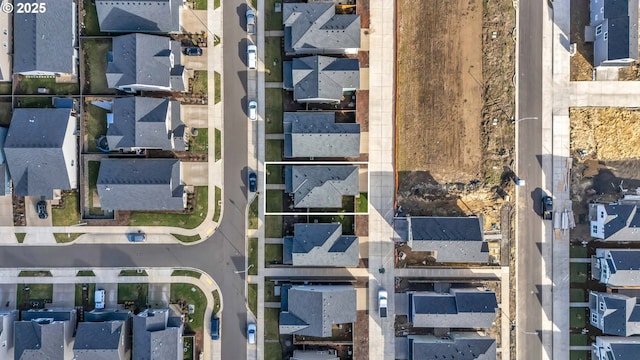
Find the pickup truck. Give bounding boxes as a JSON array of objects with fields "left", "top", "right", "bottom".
[
  {"left": 378, "top": 289, "right": 388, "bottom": 318},
  {"left": 246, "top": 9, "right": 256, "bottom": 34},
  {"left": 542, "top": 195, "right": 553, "bottom": 220}
]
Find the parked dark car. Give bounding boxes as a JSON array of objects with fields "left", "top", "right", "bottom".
[
  {"left": 248, "top": 172, "right": 257, "bottom": 193},
  {"left": 211, "top": 316, "right": 220, "bottom": 340},
  {"left": 36, "top": 201, "right": 47, "bottom": 219},
  {"left": 542, "top": 195, "right": 553, "bottom": 220},
  {"left": 184, "top": 47, "right": 203, "bottom": 56},
  {"left": 127, "top": 231, "right": 146, "bottom": 242}
]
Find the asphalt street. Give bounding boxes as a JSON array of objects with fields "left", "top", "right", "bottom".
[
  {"left": 0, "top": 1, "right": 250, "bottom": 359},
  {"left": 516, "top": 0, "right": 545, "bottom": 358}
]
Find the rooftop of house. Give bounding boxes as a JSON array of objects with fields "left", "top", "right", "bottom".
[
  {"left": 409, "top": 288, "right": 498, "bottom": 328},
  {"left": 73, "top": 321, "right": 127, "bottom": 358},
  {"left": 284, "top": 112, "right": 360, "bottom": 158},
  {"left": 284, "top": 165, "right": 359, "bottom": 208},
  {"left": 284, "top": 56, "right": 360, "bottom": 103},
  {"left": 589, "top": 291, "right": 640, "bottom": 336},
  {"left": 592, "top": 249, "right": 640, "bottom": 286},
  {"left": 132, "top": 309, "right": 183, "bottom": 360},
  {"left": 96, "top": 0, "right": 181, "bottom": 33},
  {"left": 593, "top": 336, "right": 640, "bottom": 360},
  {"left": 14, "top": 319, "right": 67, "bottom": 360},
  {"left": 283, "top": 223, "right": 359, "bottom": 267},
  {"left": 589, "top": 203, "right": 640, "bottom": 240},
  {"left": 408, "top": 333, "right": 497, "bottom": 360}
]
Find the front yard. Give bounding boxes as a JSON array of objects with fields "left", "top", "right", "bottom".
[
  {"left": 265, "top": 244, "right": 283, "bottom": 266},
  {"left": 264, "top": 0, "right": 283, "bottom": 31},
  {"left": 264, "top": 37, "right": 283, "bottom": 82},
  {"left": 264, "top": 307, "right": 280, "bottom": 340},
  {"left": 52, "top": 191, "right": 81, "bottom": 226},
  {"left": 190, "top": 128, "right": 208, "bottom": 153},
  {"left": 170, "top": 283, "right": 207, "bottom": 332},
  {"left": 129, "top": 187, "right": 208, "bottom": 229},
  {"left": 265, "top": 215, "right": 283, "bottom": 238},
  {"left": 265, "top": 89, "right": 283, "bottom": 134}
]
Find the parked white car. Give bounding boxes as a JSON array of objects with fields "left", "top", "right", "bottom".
[
  {"left": 248, "top": 100, "right": 257, "bottom": 121},
  {"left": 247, "top": 323, "right": 256, "bottom": 344},
  {"left": 247, "top": 44, "right": 257, "bottom": 70}
]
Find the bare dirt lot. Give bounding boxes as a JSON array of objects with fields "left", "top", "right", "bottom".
[
  {"left": 396, "top": 0, "right": 515, "bottom": 228},
  {"left": 570, "top": 0, "right": 594, "bottom": 81}
]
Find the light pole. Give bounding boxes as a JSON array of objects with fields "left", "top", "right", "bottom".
[
  {"left": 514, "top": 116, "right": 539, "bottom": 123},
  {"left": 235, "top": 264, "right": 254, "bottom": 274}
]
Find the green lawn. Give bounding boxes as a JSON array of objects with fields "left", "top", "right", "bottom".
[
  {"left": 119, "top": 270, "right": 148, "bottom": 276},
  {"left": 248, "top": 197, "right": 259, "bottom": 229},
  {"left": 194, "top": 0, "right": 207, "bottom": 9},
  {"left": 77, "top": 270, "right": 96, "bottom": 277},
  {"left": 266, "top": 164, "right": 284, "bottom": 185},
  {"left": 54, "top": 233, "right": 83, "bottom": 243},
  {"left": 248, "top": 284, "right": 257, "bottom": 317},
  {"left": 173, "top": 234, "right": 202, "bottom": 243},
  {"left": 0, "top": 82, "right": 11, "bottom": 95},
  {"left": 248, "top": 238, "right": 258, "bottom": 275},
  {"left": 264, "top": 342, "right": 282, "bottom": 360},
  {"left": 264, "top": 0, "right": 284, "bottom": 31},
  {"left": 212, "top": 290, "right": 221, "bottom": 316},
  {"left": 184, "top": 336, "right": 194, "bottom": 360},
  {"left": 213, "top": 0, "right": 220, "bottom": 10},
  {"left": 17, "top": 97, "right": 53, "bottom": 108},
  {"left": 265, "top": 216, "right": 283, "bottom": 238},
  {"left": 84, "top": 39, "right": 115, "bottom": 94},
  {"left": 52, "top": 191, "right": 81, "bottom": 226},
  {"left": 570, "top": 351, "right": 589, "bottom": 360},
  {"left": 265, "top": 140, "right": 283, "bottom": 162},
  {"left": 570, "top": 334, "right": 588, "bottom": 346},
  {"left": 214, "top": 72, "right": 221, "bottom": 104},
  {"left": 570, "top": 263, "right": 589, "bottom": 284},
  {"left": 171, "top": 283, "right": 207, "bottom": 332},
  {"left": 213, "top": 186, "right": 221, "bottom": 222},
  {"left": 310, "top": 215, "right": 355, "bottom": 235},
  {"left": 570, "top": 288, "right": 586, "bottom": 302},
  {"left": 264, "top": 37, "right": 283, "bottom": 82},
  {"left": 265, "top": 281, "right": 280, "bottom": 302},
  {"left": 357, "top": 193, "right": 368, "bottom": 213},
  {"left": 265, "top": 89, "right": 283, "bottom": 134},
  {"left": 171, "top": 270, "right": 202, "bottom": 278},
  {"left": 192, "top": 70, "right": 208, "bottom": 96},
  {"left": 266, "top": 190, "right": 284, "bottom": 213},
  {"left": 15, "top": 233, "right": 26, "bottom": 243},
  {"left": 570, "top": 245, "right": 588, "bottom": 258},
  {"left": 16, "top": 76, "right": 78, "bottom": 95},
  {"left": 88, "top": 161, "right": 102, "bottom": 213},
  {"left": 214, "top": 128, "right": 221, "bottom": 161},
  {"left": 130, "top": 187, "right": 208, "bottom": 229},
  {"left": 264, "top": 307, "right": 280, "bottom": 340},
  {"left": 86, "top": 104, "right": 108, "bottom": 152},
  {"left": 570, "top": 307, "right": 587, "bottom": 328},
  {"left": 18, "top": 271, "right": 52, "bottom": 277},
  {"left": 17, "top": 284, "right": 53, "bottom": 305},
  {"left": 82, "top": 0, "right": 102, "bottom": 35},
  {"left": 74, "top": 283, "right": 96, "bottom": 307},
  {"left": 117, "top": 283, "right": 148, "bottom": 304},
  {"left": 265, "top": 244, "right": 283, "bottom": 266},
  {"left": 190, "top": 128, "right": 208, "bottom": 153}
]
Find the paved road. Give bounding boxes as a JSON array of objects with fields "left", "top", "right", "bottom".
[
  {"left": 515, "top": 0, "right": 545, "bottom": 357},
  {"left": 0, "top": 1, "right": 250, "bottom": 360}
]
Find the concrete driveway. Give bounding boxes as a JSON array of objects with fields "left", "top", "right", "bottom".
[
  {"left": 183, "top": 162, "right": 208, "bottom": 186},
  {"left": 0, "top": 284, "right": 17, "bottom": 308},
  {"left": 25, "top": 196, "right": 52, "bottom": 226},
  {"left": 0, "top": 195, "right": 12, "bottom": 226},
  {"left": 182, "top": 49, "right": 208, "bottom": 71},
  {"left": 181, "top": 105, "right": 208, "bottom": 128},
  {"left": 100, "top": 283, "right": 118, "bottom": 308},
  {"left": 52, "top": 283, "right": 75, "bottom": 307},
  {"left": 181, "top": 9, "right": 208, "bottom": 33},
  {"left": 148, "top": 283, "right": 170, "bottom": 308}
]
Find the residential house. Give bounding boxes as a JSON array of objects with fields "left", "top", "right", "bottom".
[
  {"left": 592, "top": 249, "right": 640, "bottom": 287},
  {"left": 106, "top": 97, "right": 186, "bottom": 152},
  {"left": 280, "top": 285, "right": 356, "bottom": 337},
  {"left": 74, "top": 321, "right": 130, "bottom": 360},
  {"left": 107, "top": 33, "right": 187, "bottom": 93},
  {"left": 15, "top": 309, "right": 77, "bottom": 360},
  {"left": 589, "top": 291, "right": 640, "bottom": 336},
  {"left": 290, "top": 349, "right": 339, "bottom": 360},
  {"left": 593, "top": 336, "right": 640, "bottom": 360},
  {"left": 283, "top": 2, "right": 360, "bottom": 55},
  {"left": 0, "top": 311, "right": 18, "bottom": 359},
  {"left": 97, "top": 158, "right": 186, "bottom": 211},
  {"left": 0, "top": 127, "right": 11, "bottom": 195},
  {"left": 407, "top": 288, "right": 498, "bottom": 328},
  {"left": 406, "top": 333, "right": 497, "bottom": 360},
  {"left": 0, "top": 6, "right": 11, "bottom": 80},
  {"left": 132, "top": 309, "right": 183, "bottom": 360},
  {"left": 589, "top": 202, "right": 640, "bottom": 240},
  {"left": 4, "top": 109, "right": 78, "bottom": 199},
  {"left": 587, "top": 0, "right": 639, "bottom": 66},
  {"left": 283, "top": 223, "right": 359, "bottom": 267},
  {"left": 85, "top": 309, "right": 132, "bottom": 322},
  {"left": 284, "top": 56, "right": 360, "bottom": 103},
  {"left": 13, "top": 0, "right": 77, "bottom": 76},
  {"left": 284, "top": 112, "right": 360, "bottom": 158},
  {"left": 393, "top": 216, "right": 489, "bottom": 263},
  {"left": 284, "top": 165, "right": 359, "bottom": 208},
  {"left": 95, "top": 0, "right": 182, "bottom": 33}
]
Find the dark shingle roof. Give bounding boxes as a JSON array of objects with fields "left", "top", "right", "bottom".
[
  {"left": 409, "top": 289, "right": 498, "bottom": 328},
  {"left": 287, "top": 56, "right": 360, "bottom": 103},
  {"left": 284, "top": 112, "right": 360, "bottom": 158},
  {"left": 284, "top": 223, "right": 359, "bottom": 266},
  {"left": 409, "top": 217, "right": 483, "bottom": 241},
  {"left": 593, "top": 337, "right": 640, "bottom": 360},
  {"left": 96, "top": 0, "right": 181, "bottom": 33},
  {"left": 285, "top": 165, "right": 359, "bottom": 208},
  {"left": 132, "top": 309, "right": 183, "bottom": 360},
  {"left": 283, "top": 3, "right": 360, "bottom": 54},
  {"left": 409, "top": 334, "right": 497, "bottom": 360},
  {"left": 107, "top": 97, "right": 184, "bottom": 151},
  {"left": 13, "top": 0, "right": 75, "bottom": 74},
  {"left": 73, "top": 321, "right": 126, "bottom": 360},
  {"left": 96, "top": 158, "right": 184, "bottom": 211},
  {"left": 107, "top": 34, "right": 186, "bottom": 91},
  {"left": 4, "top": 109, "right": 76, "bottom": 198},
  {"left": 14, "top": 319, "right": 66, "bottom": 360}
]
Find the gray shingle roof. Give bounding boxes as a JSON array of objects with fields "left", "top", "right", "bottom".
[
  {"left": 107, "top": 34, "right": 186, "bottom": 92},
  {"left": 14, "top": 319, "right": 66, "bottom": 360},
  {"left": 589, "top": 291, "right": 640, "bottom": 336},
  {"left": 408, "top": 333, "right": 497, "bottom": 360},
  {"left": 279, "top": 285, "right": 356, "bottom": 337},
  {"left": 283, "top": 223, "right": 359, "bottom": 267},
  {"left": 4, "top": 108, "right": 76, "bottom": 199},
  {"left": 285, "top": 56, "right": 360, "bottom": 103},
  {"left": 107, "top": 97, "right": 185, "bottom": 151},
  {"left": 285, "top": 165, "right": 359, "bottom": 208},
  {"left": 290, "top": 349, "right": 339, "bottom": 360},
  {"left": 394, "top": 217, "right": 489, "bottom": 263},
  {"left": 74, "top": 321, "right": 128, "bottom": 360},
  {"left": 283, "top": 2, "right": 360, "bottom": 54},
  {"left": 85, "top": 309, "right": 132, "bottom": 323},
  {"left": 97, "top": 158, "right": 184, "bottom": 211},
  {"left": 592, "top": 249, "right": 640, "bottom": 286},
  {"left": 13, "top": 0, "right": 76, "bottom": 74},
  {"left": 593, "top": 336, "right": 640, "bottom": 360},
  {"left": 284, "top": 112, "right": 360, "bottom": 158},
  {"left": 96, "top": 0, "right": 181, "bottom": 33},
  {"left": 589, "top": 203, "right": 640, "bottom": 240},
  {"left": 0, "top": 310, "right": 17, "bottom": 359},
  {"left": 602, "top": 0, "right": 639, "bottom": 61},
  {"left": 409, "top": 289, "right": 498, "bottom": 328},
  {"left": 133, "top": 309, "right": 183, "bottom": 360}
]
